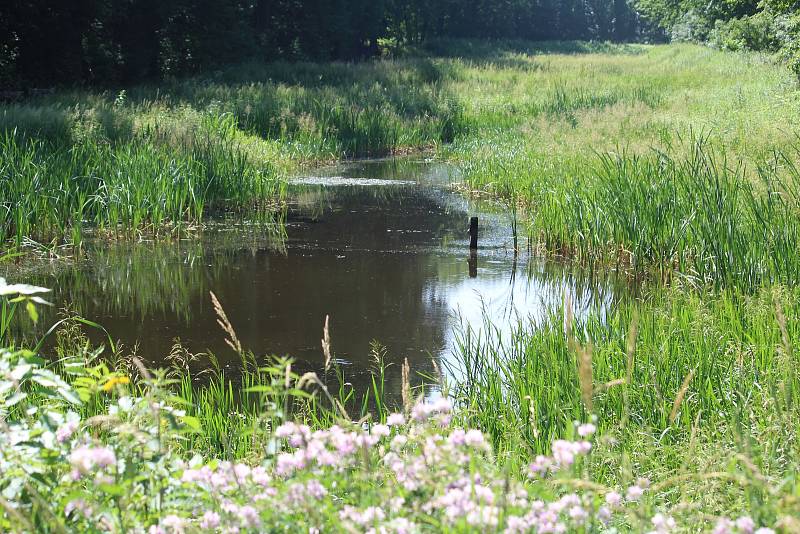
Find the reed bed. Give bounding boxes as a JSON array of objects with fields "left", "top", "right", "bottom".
[
  {"left": 448, "top": 286, "right": 800, "bottom": 452},
  {"left": 458, "top": 137, "right": 800, "bottom": 290},
  {"left": 5, "top": 41, "right": 797, "bottom": 247}
]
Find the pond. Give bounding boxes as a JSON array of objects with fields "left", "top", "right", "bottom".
[{"left": 27, "top": 158, "right": 618, "bottom": 399}]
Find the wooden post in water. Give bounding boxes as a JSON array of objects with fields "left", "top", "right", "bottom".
[
  {"left": 468, "top": 216, "right": 478, "bottom": 278},
  {"left": 469, "top": 217, "right": 478, "bottom": 250},
  {"left": 468, "top": 250, "right": 478, "bottom": 278}
]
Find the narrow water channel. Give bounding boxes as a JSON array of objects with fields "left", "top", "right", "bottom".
[{"left": 31, "top": 158, "right": 617, "bottom": 398}]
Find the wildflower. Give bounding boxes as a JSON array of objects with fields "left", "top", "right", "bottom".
[
  {"left": 505, "top": 515, "right": 530, "bottom": 533},
  {"left": 385, "top": 517, "right": 416, "bottom": 534},
  {"left": 237, "top": 506, "right": 260, "bottom": 528},
  {"left": 389, "top": 497, "right": 405, "bottom": 512},
  {"left": 736, "top": 517, "right": 755, "bottom": 534},
  {"left": 101, "top": 375, "right": 130, "bottom": 392},
  {"left": 340, "top": 505, "right": 386, "bottom": 526},
  {"left": 605, "top": 491, "right": 622, "bottom": 507},
  {"left": 56, "top": 420, "right": 79, "bottom": 443},
  {"left": 200, "top": 511, "right": 221, "bottom": 529},
  {"left": 233, "top": 463, "right": 251, "bottom": 480},
  {"left": 464, "top": 429, "right": 487, "bottom": 449},
  {"left": 251, "top": 466, "right": 271, "bottom": 486},
  {"left": 390, "top": 434, "right": 408, "bottom": 450},
  {"left": 371, "top": 424, "right": 391, "bottom": 438},
  {"left": 64, "top": 499, "right": 92, "bottom": 519},
  {"left": 577, "top": 423, "right": 596, "bottom": 437},
  {"left": 754, "top": 529, "right": 775, "bottom": 534},
  {"left": 626, "top": 484, "right": 644, "bottom": 502},
  {"left": 568, "top": 505, "right": 588, "bottom": 524},
  {"left": 69, "top": 446, "right": 116, "bottom": 476},
  {"left": 411, "top": 398, "right": 452, "bottom": 422},
  {"left": 0, "top": 279, "right": 50, "bottom": 297},
  {"left": 162, "top": 515, "right": 186, "bottom": 534},
  {"left": 387, "top": 413, "right": 406, "bottom": 426},
  {"left": 551, "top": 440, "right": 590, "bottom": 467},
  {"left": 651, "top": 513, "right": 676, "bottom": 533},
  {"left": 276, "top": 450, "right": 306, "bottom": 476},
  {"left": 305, "top": 479, "right": 327, "bottom": 499},
  {"left": 275, "top": 422, "right": 311, "bottom": 447},
  {"left": 449, "top": 428, "right": 467, "bottom": 446},
  {"left": 528, "top": 455, "right": 552, "bottom": 477}
]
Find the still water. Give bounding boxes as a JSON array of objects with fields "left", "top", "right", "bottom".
[{"left": 33, "top": 158, "right": 616, "bottom": 396}]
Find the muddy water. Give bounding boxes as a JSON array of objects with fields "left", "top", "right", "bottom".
[{"left": 33, "top": 158, "right": 616, "bottom": 397}]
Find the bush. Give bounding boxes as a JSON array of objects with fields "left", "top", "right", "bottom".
[{"left": 710, "top": 11, "right": 782, "bottom": 52}]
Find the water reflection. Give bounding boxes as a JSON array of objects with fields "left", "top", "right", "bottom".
[{"left": 26, "top": 158, "right": 619, "bottom": 400}]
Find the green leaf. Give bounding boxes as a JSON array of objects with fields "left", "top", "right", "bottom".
[
  {"left": 99, "top": 483, "right": 126, "bottom": 497},
  {"left": 5, "top": 391, "right": 27, "bottom": 406},
  {"left": 181, "top": 415, "right": 202, "bottom": 432},
  {"left": 25, "top": 301, "right": 38, "bottom": 324},
  {"left": 244, "top": 385, "right": 275, "bottom": 393},
  {"left": 57, "top": 387, "right": 82, "bottom": 406}
]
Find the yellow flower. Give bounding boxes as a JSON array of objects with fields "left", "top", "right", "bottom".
[{"left": 101, "top": 376, "right": 130, "bottom": 392}]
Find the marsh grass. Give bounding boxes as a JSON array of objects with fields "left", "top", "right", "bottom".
[
  {"left": 447, "top": 286, "right": 800, "bottom": 456},
  {"left": 6, "top": 41, "right": 797, "bottom": 247},
  {"left": 458, "top": 136, "right": 800, "bottom": 290}
]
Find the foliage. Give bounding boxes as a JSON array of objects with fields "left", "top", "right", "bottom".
[
  {"left": 0, "top": 336, "right": 791, "bottom": 533},
  {"left": 634, "top": 0, "right": 800, "bottom": 77},
  {"left": 0, "top": 1, "right": 652, "bottom": 87},
  {"left": 458, "top": 137, "right": 800, "bottom": 289}
]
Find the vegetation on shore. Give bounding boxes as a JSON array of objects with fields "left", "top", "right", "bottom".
[
  {"left": 3, "top": 38, "right": 800, "bottom": 532},
  {"left": 4, "top": 41, "right": 798, "bottom": 247},
  {"left": 1, "top": 282, "right": 798, "bottom": 532}
]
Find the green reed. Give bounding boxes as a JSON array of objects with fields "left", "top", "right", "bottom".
[
  {"left": 447, "top": 286, "right": 800, "bottom": 459},
  {"left": 459, "top": 136, "right": 800, "bottom": 291},
  {"left": 0, "top": 130, "right": 282, "bottom": 244}
]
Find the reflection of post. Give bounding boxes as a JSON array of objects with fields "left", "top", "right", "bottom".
[
  {"left": 469, "top": 217, "right": 478, "bottom": 250},
  {"left": 468, "top": 250, "right": 478, "bottom": 278}
]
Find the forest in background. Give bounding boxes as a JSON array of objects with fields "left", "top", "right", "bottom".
[
  {"left": 3, "top": 1, "right": 799, "bottom": 89},
  {"left": 1, "top": 1, "right": 654, "bottom": 87}
]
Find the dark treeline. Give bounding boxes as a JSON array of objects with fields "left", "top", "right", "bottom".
[{"left": 1, "top": 1, "right": 653, "bottom": 88}]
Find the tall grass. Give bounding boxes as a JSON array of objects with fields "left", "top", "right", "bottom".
[
  {"left": 7, "top": 41, "right": 796, "bottom": 246},
  {"left": 447, "top": 286, "right": 800, "bottom": 457},
  {"left": 0, "top": 131, "right": 283, "bottom": 245},
  {"left": 458, "top": 137, "right": 800, "bottom": 290}
]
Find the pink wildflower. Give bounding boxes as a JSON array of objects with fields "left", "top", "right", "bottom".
[
  {"left": 650, "top": 513, "right": 676, "bottom": 533},
  {"left": 387, "top": 413, "right": 406, "bottom": 426},
  {"left": 713, "top": 520, "right": 734, "bottom": 534},
  {"left": 68, "top": 446, "right": 116, "bottom": 476},
  {"left": 237, "top": 506, "right": 260, "bottom": 528},
  {"left": 626, "top": 485, "right": 644, "bottom": 502},
  {"left": 56, "top": 420, "right": 79, "bottom": 443},
  {"left": 464, "top": 429, "right": 487, "bottom": 448},
  {"left": 528, "top": 455, "right": 552, "bottom": 477},
  {"left": 551, "top": 440, "right": 590, "bottom": 467},
  {"left": 161, "top": 515, "right": 186, "bottom": 534},
  {"left": 200, "top": 511, "right": 221, "bottom": 529},
  {"left": 736, "top": 517, "right": 755, "bottom": 534},
  {"left": 576, "top": 423, "right": 596, "bottom": 437},
  {"left": 371, "top": 424, "right": 391, "bottom": 438},
  {"left": 64, "top": 499, "right": 92, "bottom": 519},
  {"left": 605, "top": 491, "right": 622, "bottom": 507}
]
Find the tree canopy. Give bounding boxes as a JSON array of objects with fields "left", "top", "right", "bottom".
[{"left": 1, "top": 0, "right": 652, "bottom": 87}]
